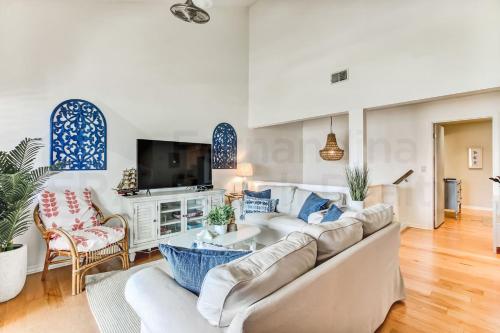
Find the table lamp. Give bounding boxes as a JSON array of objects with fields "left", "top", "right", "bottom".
[{"left": 236, "top": 163, "right": 253, "bottom": 192}]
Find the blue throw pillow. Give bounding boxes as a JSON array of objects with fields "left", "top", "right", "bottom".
[
  {"left": 159, "top": 244, "right": 250, "bottom": 295},
  {"left": 321, "top": 204, "right": 343, "bottom": 223},
  {"left": 244, "top": 189, "right": 271, "bottom": 199},
  {"left": 242, "top": 196, "right": 279, "bottom": 217},
  {"left": 298, "top": 193, "right": 329, "bottom": 222}
]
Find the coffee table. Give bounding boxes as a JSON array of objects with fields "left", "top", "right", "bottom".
[{"left": 166, "top": 224, "right": 261, "bottom": 250}]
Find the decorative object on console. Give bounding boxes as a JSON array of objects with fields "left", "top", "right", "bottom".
[
  {"left": 170, "top": 0, "right": 211, "bottom": 24},
  {"left": 346, "top": 166, "right": 369, "bottom": 211},
  {"left": 114, "top": 168, "right": 138, "bottom": 196},
  {"left": 34, "top": 187, "right": 129, "bottom": 295},
  {"left": 225, "top": 192, "right": 243, "bottom": 205},
  {"left": 159, "top": 244, "right": 250, "bottom": 295},
  {"left": 207, "top": 204, "right": 234, "bottom": 235},
  {"left": 0, "top": 138, "right": 56, "bottom": 302},
  {"left": 319, "top": 116, "right": 344, "bottom": 161},
  {"left": 297, "top": 193, "right": 329, "bottom": 222},
  {"left": 50, "top": 99, "right": 107, "bottom": 171},
  {"left": 236, "top": 162, "right": 253, "bottom": 191},
  {"left": 212, "top": 122, "right": 237, "bottom": 169}
]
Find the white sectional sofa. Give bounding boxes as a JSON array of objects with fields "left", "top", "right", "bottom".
[
  {"left": 233, "top": 183, "right": 349, "bottom": 245},
  {"left": 125, "top": 183, "right": 405, "bottom": 333}
]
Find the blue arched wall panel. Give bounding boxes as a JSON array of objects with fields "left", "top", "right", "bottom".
[
  {"left": 50, "top": 99, "right": 107, "bottom": 170},
  {"left": 212, "top": 123, "right": 237, "bottom": 169}
]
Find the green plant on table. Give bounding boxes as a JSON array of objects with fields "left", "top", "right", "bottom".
[
  {"left": 345, "top": 166, "right": 369, "bottom": 201},
  {"left": 0, "top": 138, "right": 56, "bottom": 252},
  {"left": 207, "top": 204, "right": 234, "bottom": 226}
]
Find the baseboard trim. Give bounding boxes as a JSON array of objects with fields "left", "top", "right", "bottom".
[
  {"left": 462, "top": 205, "right": 493, "bottom": 212},
  {"left": 28, "top": 261, "right": 71, "bottom": 275}
]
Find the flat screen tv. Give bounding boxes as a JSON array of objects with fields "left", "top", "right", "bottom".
[{"left": 137, "top": 139, "right": 212, "bottom": 190}]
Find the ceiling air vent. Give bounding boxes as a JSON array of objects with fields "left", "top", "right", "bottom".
[{"left": 331, "top": 70, "right": 348, "bottom": 84}]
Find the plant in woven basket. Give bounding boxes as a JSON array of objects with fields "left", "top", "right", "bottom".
[
  {"left": 345, "top": 166, "right": 369, "bottom": 201},
  {"left": 0, "top": 138, "right": 56, "bottom": 252},
  {"left": 207, "top": 205, "right": 234, "bottom": 226}
]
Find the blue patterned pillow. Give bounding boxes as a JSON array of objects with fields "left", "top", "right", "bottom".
[
  {"left": 298, "top": 193, "right": 329, "bottom": 222},
  {"left": 159, "top": 244, "right": 250, "bottom": 295},
  {"left": 244, "top": 189, "right": 271, "bottom": 199},
  {"left": 242, "top": 196, "right": 279, "bottom": 217},
  {"left": 321, "top": 204, "right": 343, "bottom": 223}
]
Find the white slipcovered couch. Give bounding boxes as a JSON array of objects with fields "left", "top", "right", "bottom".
[{"left": 125, "top": 184, "right": 405, "bottom": 333}]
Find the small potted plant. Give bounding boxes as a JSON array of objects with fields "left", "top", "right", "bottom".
[
  {"left": 345, "top": 166, "right": 369, "bottom": 212},
  {"left": 0, "top": 138, "right": 56, "bottom": 302},
  {"left": 207, "top": 204, "right": 234, "bottom": 235}
]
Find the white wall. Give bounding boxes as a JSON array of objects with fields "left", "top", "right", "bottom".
[
  {"left": 302, "top": 114, "right": 349, "bottom": 186},
  {"left": 366, "top": 91, "right": 500, "bottom": 229},
  {"left": 443, "top": 121, "right": 493, "bottom": 209},
  {"left": 249, "top": 0, "right": 500, "bottom": 127},
  {"left": 0, "top": 0, "right": 303, "bottom": 272}
]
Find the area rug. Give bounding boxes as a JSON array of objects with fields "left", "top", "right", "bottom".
[{"left": 85, "top": 260, "right": 171, "bottom": 333}]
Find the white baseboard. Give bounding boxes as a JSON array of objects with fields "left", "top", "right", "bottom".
[
  {"left": 27, "top": 261, "right": 71, "bottom": 275},
  {"left": 462, "top": 205, "right": 492, "bottom": 212}
]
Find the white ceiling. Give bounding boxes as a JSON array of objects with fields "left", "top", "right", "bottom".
[{"left": 212, "top": 0, "right": 258, "bottom": 6}]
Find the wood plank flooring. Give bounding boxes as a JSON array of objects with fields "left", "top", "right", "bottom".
[{"left": 1, "top": 209, "right": 499, "bottom": 333}]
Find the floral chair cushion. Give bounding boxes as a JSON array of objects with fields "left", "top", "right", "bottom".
[
  {"left": 49, "top": 226, "right": 125, "bottom": 252},
  {"left": 38, "top": 187, "right": 100, "bottom": 231}
]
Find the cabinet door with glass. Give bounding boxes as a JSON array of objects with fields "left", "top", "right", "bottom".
[
  {"left": 185, "top": 197, "right": 209, "bottom": 231},
  {"left": 158, "top": 199, "right": 183, "bottom": 238}
]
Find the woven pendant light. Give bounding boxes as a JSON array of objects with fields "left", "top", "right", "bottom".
[{"left": 319, "top": 117, "right": 344, "bottom": 161}]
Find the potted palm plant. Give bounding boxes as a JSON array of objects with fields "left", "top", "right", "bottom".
[
  {"left": 345, "top": 166, "right": 369, "bottom": 212},
  {"left": 0, "top": 138, "right": 55, "bottom": 302},
  {"left": 207, "top": 205, "right": 234, "bottom": 235}
]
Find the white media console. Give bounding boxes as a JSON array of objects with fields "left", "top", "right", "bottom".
[{"left": 120, "top": 188, "right": 225, "bottom": 261}]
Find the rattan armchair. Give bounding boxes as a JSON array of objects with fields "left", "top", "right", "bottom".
[{"left": 34, "top": 203, "right": 129, "bottom": 295}]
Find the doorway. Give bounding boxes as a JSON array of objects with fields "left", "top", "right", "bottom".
[{"left": 433, "top": 118, "right": 493, "bottom": 228}]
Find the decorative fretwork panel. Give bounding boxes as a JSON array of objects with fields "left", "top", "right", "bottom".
[
  {"left": 212, "top": 122, "right": 237, "bottom": 169},
  {"left": 50, "top": 99, "right": 107, "bottom": 170}
]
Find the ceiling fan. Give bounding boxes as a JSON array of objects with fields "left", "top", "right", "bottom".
[{"left": 170, "top": 0, "right": 212, "bottom": 24}]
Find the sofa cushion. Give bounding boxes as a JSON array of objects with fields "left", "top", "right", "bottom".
[
  {"left": 159, "top": 244, "right": 250, "bottom": 295},
  {"left": 317, "top": 191, "right": 347, "bottom": 208},
  {"left": 197, "top": 232, "right": 317, "bottom": 327},
  {"left": 267, "top": 215, "right": 307, "bottom": 234},
  {"left": 243, "top": 212, "right": 284, "bottom": 225},
  {"left": 301, "top": 217, "right": 363, "bottom": 263},
  {"left": 354, "top": 204, "right": 394, "bottom": 236},
  {"left": 297, "top": 193, "right": 329, "bottom": 221},
  {"left": 243, "top": 189, "right": 271, "bottom": 199},
  {"left": 256, "top": 185, "right": 296, "bottom": 214},
  {"left": 38, "top": 187, "right": 100, "bottom": 231}
]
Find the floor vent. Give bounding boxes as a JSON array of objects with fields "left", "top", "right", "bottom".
[{"left": 331, "top": 70, "right": 348, "bottom": 84}]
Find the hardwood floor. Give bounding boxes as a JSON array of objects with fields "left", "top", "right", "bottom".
[
  {"left": 1, "top": 209, "right": 499, "bottom": 333},
  {"left": 378, "top": 209, "right": 500, "bottom": 333}
]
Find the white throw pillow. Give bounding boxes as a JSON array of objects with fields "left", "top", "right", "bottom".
[
  {"left": 289, "top": 188, "right": 314, "bottom": 216},
  {"left": 307, "top": 209, "right": 328, "bottom": 224},
  {"left": 196, "top": 232, "right": 317, "bottom": 327},
  {"left": 256, "top": 185, "right": 296, "bottom": 214},
  {"left": 354, "top": 203, "right": 394, "bottom": 236},
  {"left": 316, "top": 191, "right": 347, "bottom": 208},
  {"left": 301, "top": 217, "right": 363, "bottom": 263}
]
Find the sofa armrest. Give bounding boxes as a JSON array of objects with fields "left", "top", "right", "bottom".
[{"left": 125, "top": 267, "right": 221, "bottom": 333}]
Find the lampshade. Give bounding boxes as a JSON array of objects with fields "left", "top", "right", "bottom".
[
  {"left": 236, "top": 163, "right": 253, "bottom": 177},
  {"left": 319, "top": 117, "right": 344, "bottom": 161}
]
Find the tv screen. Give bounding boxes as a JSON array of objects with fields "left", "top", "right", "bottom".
[{"left": 137, "top": 139, "right": 212, "bottom": 190}]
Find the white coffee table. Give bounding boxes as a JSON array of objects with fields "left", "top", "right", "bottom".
[{"left": 166, "top": 224, "right": 261, "bottom": 250}]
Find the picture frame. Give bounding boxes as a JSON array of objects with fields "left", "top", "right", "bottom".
[{"left": 468, "top": 147, "right": 483, "bottom": 169}]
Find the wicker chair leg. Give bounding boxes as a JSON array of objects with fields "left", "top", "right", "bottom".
[
  {"left": 122, "top": 252, "right": 130, "bottom": 270},
  {"left": 41, "top": 250, "right": 51, "bottom": 281}
]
